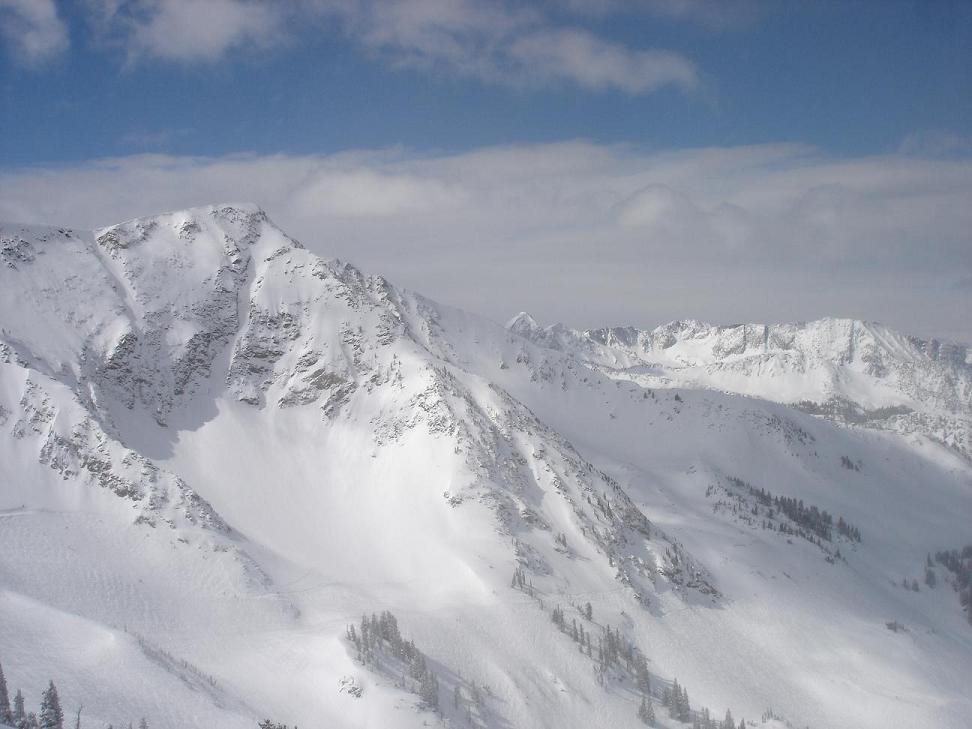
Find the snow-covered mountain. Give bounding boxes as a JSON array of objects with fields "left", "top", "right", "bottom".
[
  {"left": 508, "top": 313, "right": 972, "bottom": 458},
  {"left": 1, "top": 206, "right": 969, "bottom": 729}
]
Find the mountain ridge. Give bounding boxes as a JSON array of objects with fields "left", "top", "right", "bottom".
[
  {"left": 1, "top": 204, "right": 970, "bottom": 729},
  {"left": 507, "top": 311, "right": 972, "bottom": 459}
]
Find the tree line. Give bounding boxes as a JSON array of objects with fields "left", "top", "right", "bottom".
[
  {"left": 346, "top": 611, "right": 440, "bottom": 710},
  {"left": 542, "top": 586, "right": 757, "bottom": 729},
  {"left": 931, "top": 545, "right": 972, "bottom": 625},
  {"left": 728, "top": 476, "right": 862, "bottom": 544},
  {"left": 0, "top": 660, "right": 148, "bottom": 729}
]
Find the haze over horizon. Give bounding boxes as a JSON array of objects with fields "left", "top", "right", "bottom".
[{"left": 2, "top": 0, "right": 970, "bottom": 341}]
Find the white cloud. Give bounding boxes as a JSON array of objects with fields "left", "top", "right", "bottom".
[
  {"left": 508, "top": 28, "right": 697, "bottom": 93},
  {"left": 899, "top": 130, "right": 972, "bottom": 158},
  {"left": 292, "top": 168, "right": 467, "bottom": 218},
  {"left": 86, "top": 0, "right": 284, "bottom": 62},
  {"left": 2, "top": 142, "right": 970, "bottom": 341},
  {"left": 0, "top": 0, "right": 69, "bottom": 64},
  {"left": 78, "top": 0, "right": 697, "bottom": 94},
  {"left": 319, "top": 0, "right": 698, "bottom": 93},
  {"left": 562, "top": 0, "right": 765, "bottom": 30}
]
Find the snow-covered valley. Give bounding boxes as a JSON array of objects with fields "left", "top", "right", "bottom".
[{"left": 0, "top": 205, "right": 969, "bottom": 729}]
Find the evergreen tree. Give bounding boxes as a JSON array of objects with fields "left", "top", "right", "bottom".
[
  {"left": 637, "top": 696, "right": 655, "bottom": 726},
  {"left": 723, "top": 709, "right": 734, "bottom": 729},
  {"left": 634, "top": 655, "right": 651, "bottom": 694},
  {"left": 38, "top": 682, "right": 63, "bottom": 729},
  {"left": 670, "top": 679, "right": 691, "bottom": 720},
  {"left": 679, "top": 687, "right": 691, "bottom": 721},
  {"left": 419, "top": 670, "right": 439, "bottom": 710},
  {"left": 738, "top": 720, "right": 747, "bottom": 729},
  {"left": 668, "top": 680, "right": 680, "bottom": 718},
  {"left": 0, "top": 661, "right": 11, "bottom": 724},
  {"left": 139, "top": 720, "right": 148, "bottom": 729},
  {"left": 13, "top": 691, "right": 25, "bottom": 724},
  {"left": 584, "top": 602, "right": 593, "bottom": 620}
]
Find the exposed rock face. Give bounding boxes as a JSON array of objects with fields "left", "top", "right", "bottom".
[{"left": 0, "top": 205, "right": 709, "bottom": 605}]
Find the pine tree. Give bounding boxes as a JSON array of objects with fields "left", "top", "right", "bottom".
[
  {"left": 139, "top": 720, "right": 148, "bottom": 729},
  {"left": 670, "top": 679, "right": 685, "bottom": 719},
  {"left": 638, "top": 696, "right": 655, "bottom": 726},
  {"left": 738, "top": 720, "right": 747, "bottom": 729},
  {"left": 679, "top": 687, "right": 691, "bottom": 721},
  {"left": 419, "top": 670, "right": 439, "bottom": 710},
  {"left": 634, "top": 655, "right": 650, "bottom": 694},
  {"left": 723, "top": 708, "right": 734, "bottom": 729},
  {"left": 13, "top": 691, "right": 25, "bottom": 724},
  {"left": 0, "top": 661, "right": 11, "bottom": 724},
  {"left": 38, "top": 682, "right": 63, "bottom": 729}
]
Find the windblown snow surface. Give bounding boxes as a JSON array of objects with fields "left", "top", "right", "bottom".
[{"left": 0, "top": 205, "right": 969, "bottom": 729}]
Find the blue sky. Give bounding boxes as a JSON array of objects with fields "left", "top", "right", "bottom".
[
  {"left": 2, "top": 1, "right": 970, "bottom": 164},
  {"left": 0, "top": 1, "right": 970, "bottom": 340}
]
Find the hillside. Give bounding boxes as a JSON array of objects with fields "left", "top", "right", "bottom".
[
  {"left": 0, "top": 206, "right": 969, "bottom": 729},
  {"left": 508, "top": 313, "right": 972, "bottom": 458}
]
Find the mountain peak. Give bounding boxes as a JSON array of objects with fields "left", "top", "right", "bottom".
[{"left": 506, "top": 311, "right": 541, "bottom": 334}]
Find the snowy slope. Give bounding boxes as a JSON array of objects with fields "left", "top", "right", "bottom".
[
  {"left": 508, "top": 313, "right": 972, "bottom": 458},
  {"left": 0, "top": 206, "right": 970, "bottom": 729}
]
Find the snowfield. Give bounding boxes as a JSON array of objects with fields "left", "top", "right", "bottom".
[{"left": 0, "top": 205, "right": 969, "bottom": 729}]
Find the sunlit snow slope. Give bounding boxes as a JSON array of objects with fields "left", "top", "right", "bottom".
[{"left": 0, "top": 206, "right": 969, "bottom": 729}]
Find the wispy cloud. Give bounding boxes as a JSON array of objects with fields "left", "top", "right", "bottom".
[
  {"left": 899, "top": 130, "right": 972, "bottom": 158},
  {"left": 0, "top": 0, "right": 69, "bottom": 64},
  {"left": 2, "top": 141, "right": 970, "bottom": 340},
  {"left": 317, "top": 0, "right": 699, "bottom": 93},
  {"left": 563, "top": 0, "right": 767, "bottom": 30},
  {"left": 117, "top": 127, "right": 191, "bottom": 150},
  {"left": 70, "top": 0, "right": 698, "bottom": 94},
  {"left": 85, "top": 0, "right": 284, "bottom": 62},
  {"left": 507, "top": 28, "right": 697, "bottom": 93}
]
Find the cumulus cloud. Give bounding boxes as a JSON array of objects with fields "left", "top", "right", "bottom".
[
  {"left": 1, "top": 142, "right": 970, "bottom": 341},
  {"left": 0, "top": 0, "right": 69, "bottom": 64}
]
